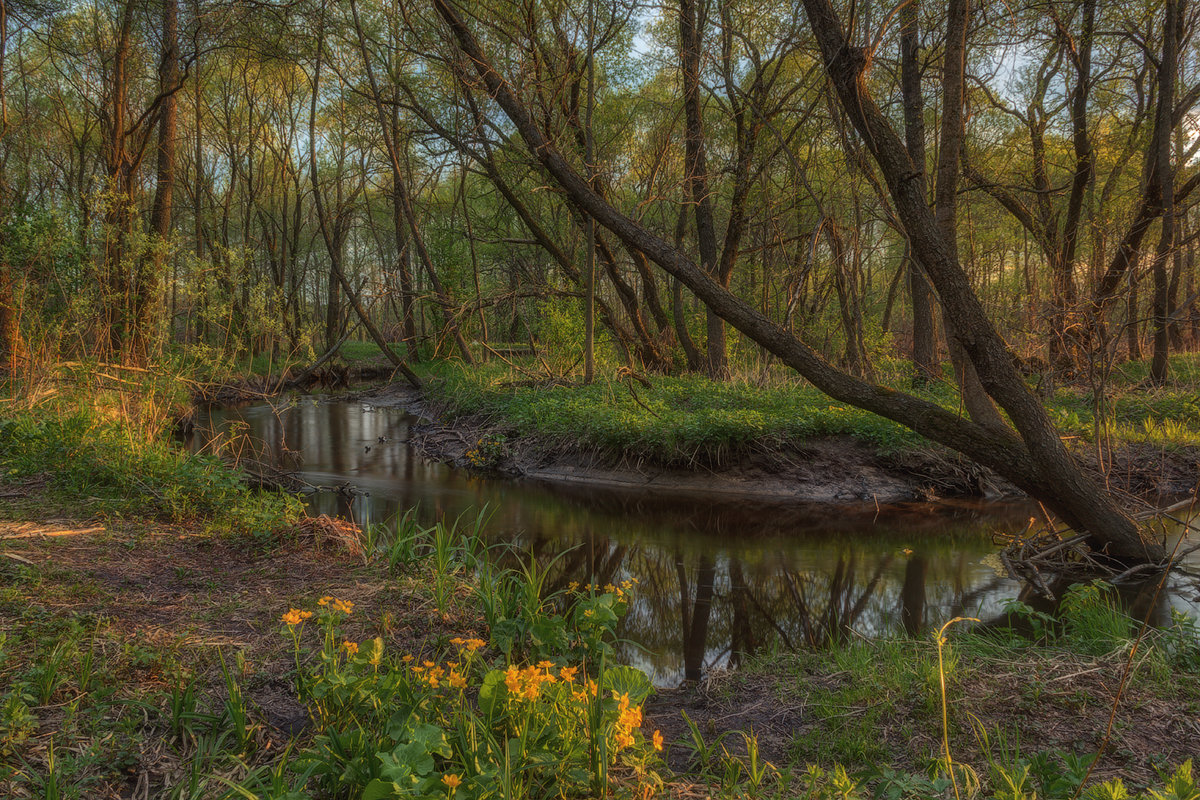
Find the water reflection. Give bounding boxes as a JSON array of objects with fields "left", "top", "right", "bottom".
[{"left": 190, "top": 397, "right": 1200, "bottom": 686}]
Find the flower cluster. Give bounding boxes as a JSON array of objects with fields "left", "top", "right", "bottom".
[
  {"left": 503, "top": 661, "right": 571, "bottom": 702},
  {"left": 568, "top": 578, "right": 638, "bottom": 601},
  {"left": 317, "top": 595, "right": 354, "bottom": 615},
  {"left": 450, "top": 637, "right": 486, "bottom": 653},
  {"left": 281, "top": 608, "right": 313, "bottom": 627},
  {"left": 412, "top": 659, "right": 468, "bottom": 690},
  {"left": 612, "top": 692, "right": 643, "bottom": 750}
]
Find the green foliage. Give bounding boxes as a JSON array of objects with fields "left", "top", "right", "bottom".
[
  {"left": 415, "top": 350, "right": 1200, "bottom": 468},
  {"left": 422, "top": 361, "right": 925, "bottom": 465},
  {"left": 267, "top": 590, "right": 663, "bottom": 799},
  {"left": 1059, "top": 582, "right": 1135, "bottom": 655},
  {"left": 0, "top": 408, "right": 302, "bottom": 532}
]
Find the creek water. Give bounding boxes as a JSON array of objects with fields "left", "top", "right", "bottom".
[{"left": 190, "top": 396, "right": 1200, "bottom": 686}]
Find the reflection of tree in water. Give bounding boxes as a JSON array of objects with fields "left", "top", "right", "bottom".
[
  {"left": 501, "top": 535, "right": 945, "bottom": 682},
  {"left": 775, "top": 552, "right": 895, "bottom": 647},
  {"left": 192, "top": 402, "right": 1200, "bottom": 684}
]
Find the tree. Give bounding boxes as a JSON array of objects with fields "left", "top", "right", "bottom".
[{"left": 431, "top": 0, "right": 1163, "bottom": 563}]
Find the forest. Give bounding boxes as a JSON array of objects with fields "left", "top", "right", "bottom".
[{"left": 1, "top": 0, "right": 1200, "bottom": 797}]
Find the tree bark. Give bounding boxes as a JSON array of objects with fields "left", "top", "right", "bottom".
[
  {"left": 678, "top": 0, "right": 726, "bottom": 378},
  {"left": 934, "top": 0, "right": 1009, "bottom": 434},
  {"left": 1150, "top": 0, "right": 1178, "bottom": 385},
  {"left": 899, "top": 0, "right": 939, "bottom": 384}
]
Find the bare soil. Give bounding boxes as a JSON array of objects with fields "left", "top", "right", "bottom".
[
  {"left": 0, "top": 506, "right": 485, "bottom": 797},
  {"left": 644, "top": 650, "right": 1200, "bottom": 787}
]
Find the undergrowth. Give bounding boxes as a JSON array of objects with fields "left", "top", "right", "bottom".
[
  {"left": 420, "top": 361, "right": 928, "bottom": 464},
  {"left": 2, "top": 514, "right": 1198, "bottom": 798},
  {"left": 417, "top": 355, "right": 1200, "bottom": 468},
  {"left": 0, "top": 365, "right": 302, "bottom": 532}
]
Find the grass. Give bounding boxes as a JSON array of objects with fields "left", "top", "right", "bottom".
[
  {"left": 0, "top": 366, "right": 303, "bottom": 534},
  {"left": 5, "top": 508, "right": 1199, "bottom": 798},
  {"left": 3, "top": 498, "right": 1199, "bottom": 797},
  {"left": 713, "top": 583, "right": 1200, "bottom": 789},
  {"left": 419, "top": 360, "right": 930, "bottom": 464},
  {"left": 2, "top": 360, "right": 1199, "bottom": 798},
  {"left": 414, "top": 353, "right": 1200, "bottom": 469}
]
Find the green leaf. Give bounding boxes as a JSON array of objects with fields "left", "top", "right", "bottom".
[{"left": 361, "top": 778, "right": 401, "bottom": 800}]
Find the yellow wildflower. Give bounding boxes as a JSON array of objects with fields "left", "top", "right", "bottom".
[
  {"left": 448, "top": 669, "right": 467, "bottom": 689},
  {"left": 341, "top": 640, "right": 358, "bottom": 655},
  {"left": 652, "top": 730, "right": 664, "bottom": 751},
  {"left": 504, "top": 665, "right": 521, "bottom": 694},
  {"left": 560, "top": 666, "right": 579, "bottom": 683},
  {"left": 280, "top": 609, "right": 312, "bottom": 626},
  {"left": 442, "top": 773, "right": 462, "bottom": 789}
]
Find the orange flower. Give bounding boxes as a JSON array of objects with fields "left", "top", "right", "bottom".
[
  {"left": 652, "top": 729, "right": 664, "bottom": 751},
  {"left": 504, "top": 665, "right": 521, "bottom": 694},
  {"left": 281, "top": 609, "right": 312, "bottom": 626},
  {"left": 341, "top": 640, "right": 358, "bottom": 655},
  {"left": 442, "top": 773, "right": 462, "bottom": 790},
  {"left": 559, "top": 666, "right": 579, "bottom": 683}
]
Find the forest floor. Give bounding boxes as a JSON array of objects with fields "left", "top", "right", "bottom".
[
  {"left": 2, "top": 491, "right": 1199, "bottom": 797},
  {"left": 4, "top": 356, "right": 1199, "bottom": 796}
]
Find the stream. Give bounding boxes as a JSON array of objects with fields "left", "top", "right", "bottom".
[{"left": 190, "top": 396, "right": 1200, "bottom": 686}]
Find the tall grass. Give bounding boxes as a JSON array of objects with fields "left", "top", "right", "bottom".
[{"left": 0, "top": 364, "right": 302, "bottom": 531}]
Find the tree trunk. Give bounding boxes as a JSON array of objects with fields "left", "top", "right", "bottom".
[
  {"left": 899, "top": 0, "right": 939, "bottom": 384},
  {"left": 934, "top": 0, "right": 1009, "bottom": 434},
  {"left": 1150, "top": 0, "right": 1178, "bottom": 384},
  {"left": 136, "top": 0, "right": 179, "bottom": 361},
  {"left": 678, "top": 0, "right": 726, "bottom": 378}
]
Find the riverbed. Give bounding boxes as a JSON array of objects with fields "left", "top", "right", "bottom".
[{"left": 190, "top": 395, "right": 1200, "bottom": 685}]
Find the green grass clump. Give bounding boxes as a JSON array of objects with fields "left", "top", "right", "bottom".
[
  {"left": 416, "top": 352, "right": 1200, "bottom": 465},
  {"left": 0, "top": 410, "right": 300, "bottom": 532},
  {"left": 421, "top": 362, "right": 926, "bottom": 464}
]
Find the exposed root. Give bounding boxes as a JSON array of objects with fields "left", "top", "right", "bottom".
[{"left": 995, "top": 491, "right": 1199, "bottom": 597}]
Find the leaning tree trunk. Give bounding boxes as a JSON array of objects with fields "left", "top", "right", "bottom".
[{"left": 432, "top": 0, "right": 1163, "bottom": 563}]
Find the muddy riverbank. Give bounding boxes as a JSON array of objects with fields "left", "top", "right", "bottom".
[{"left": 356, "top": 382, "right": 1199, "bottom": 505}]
